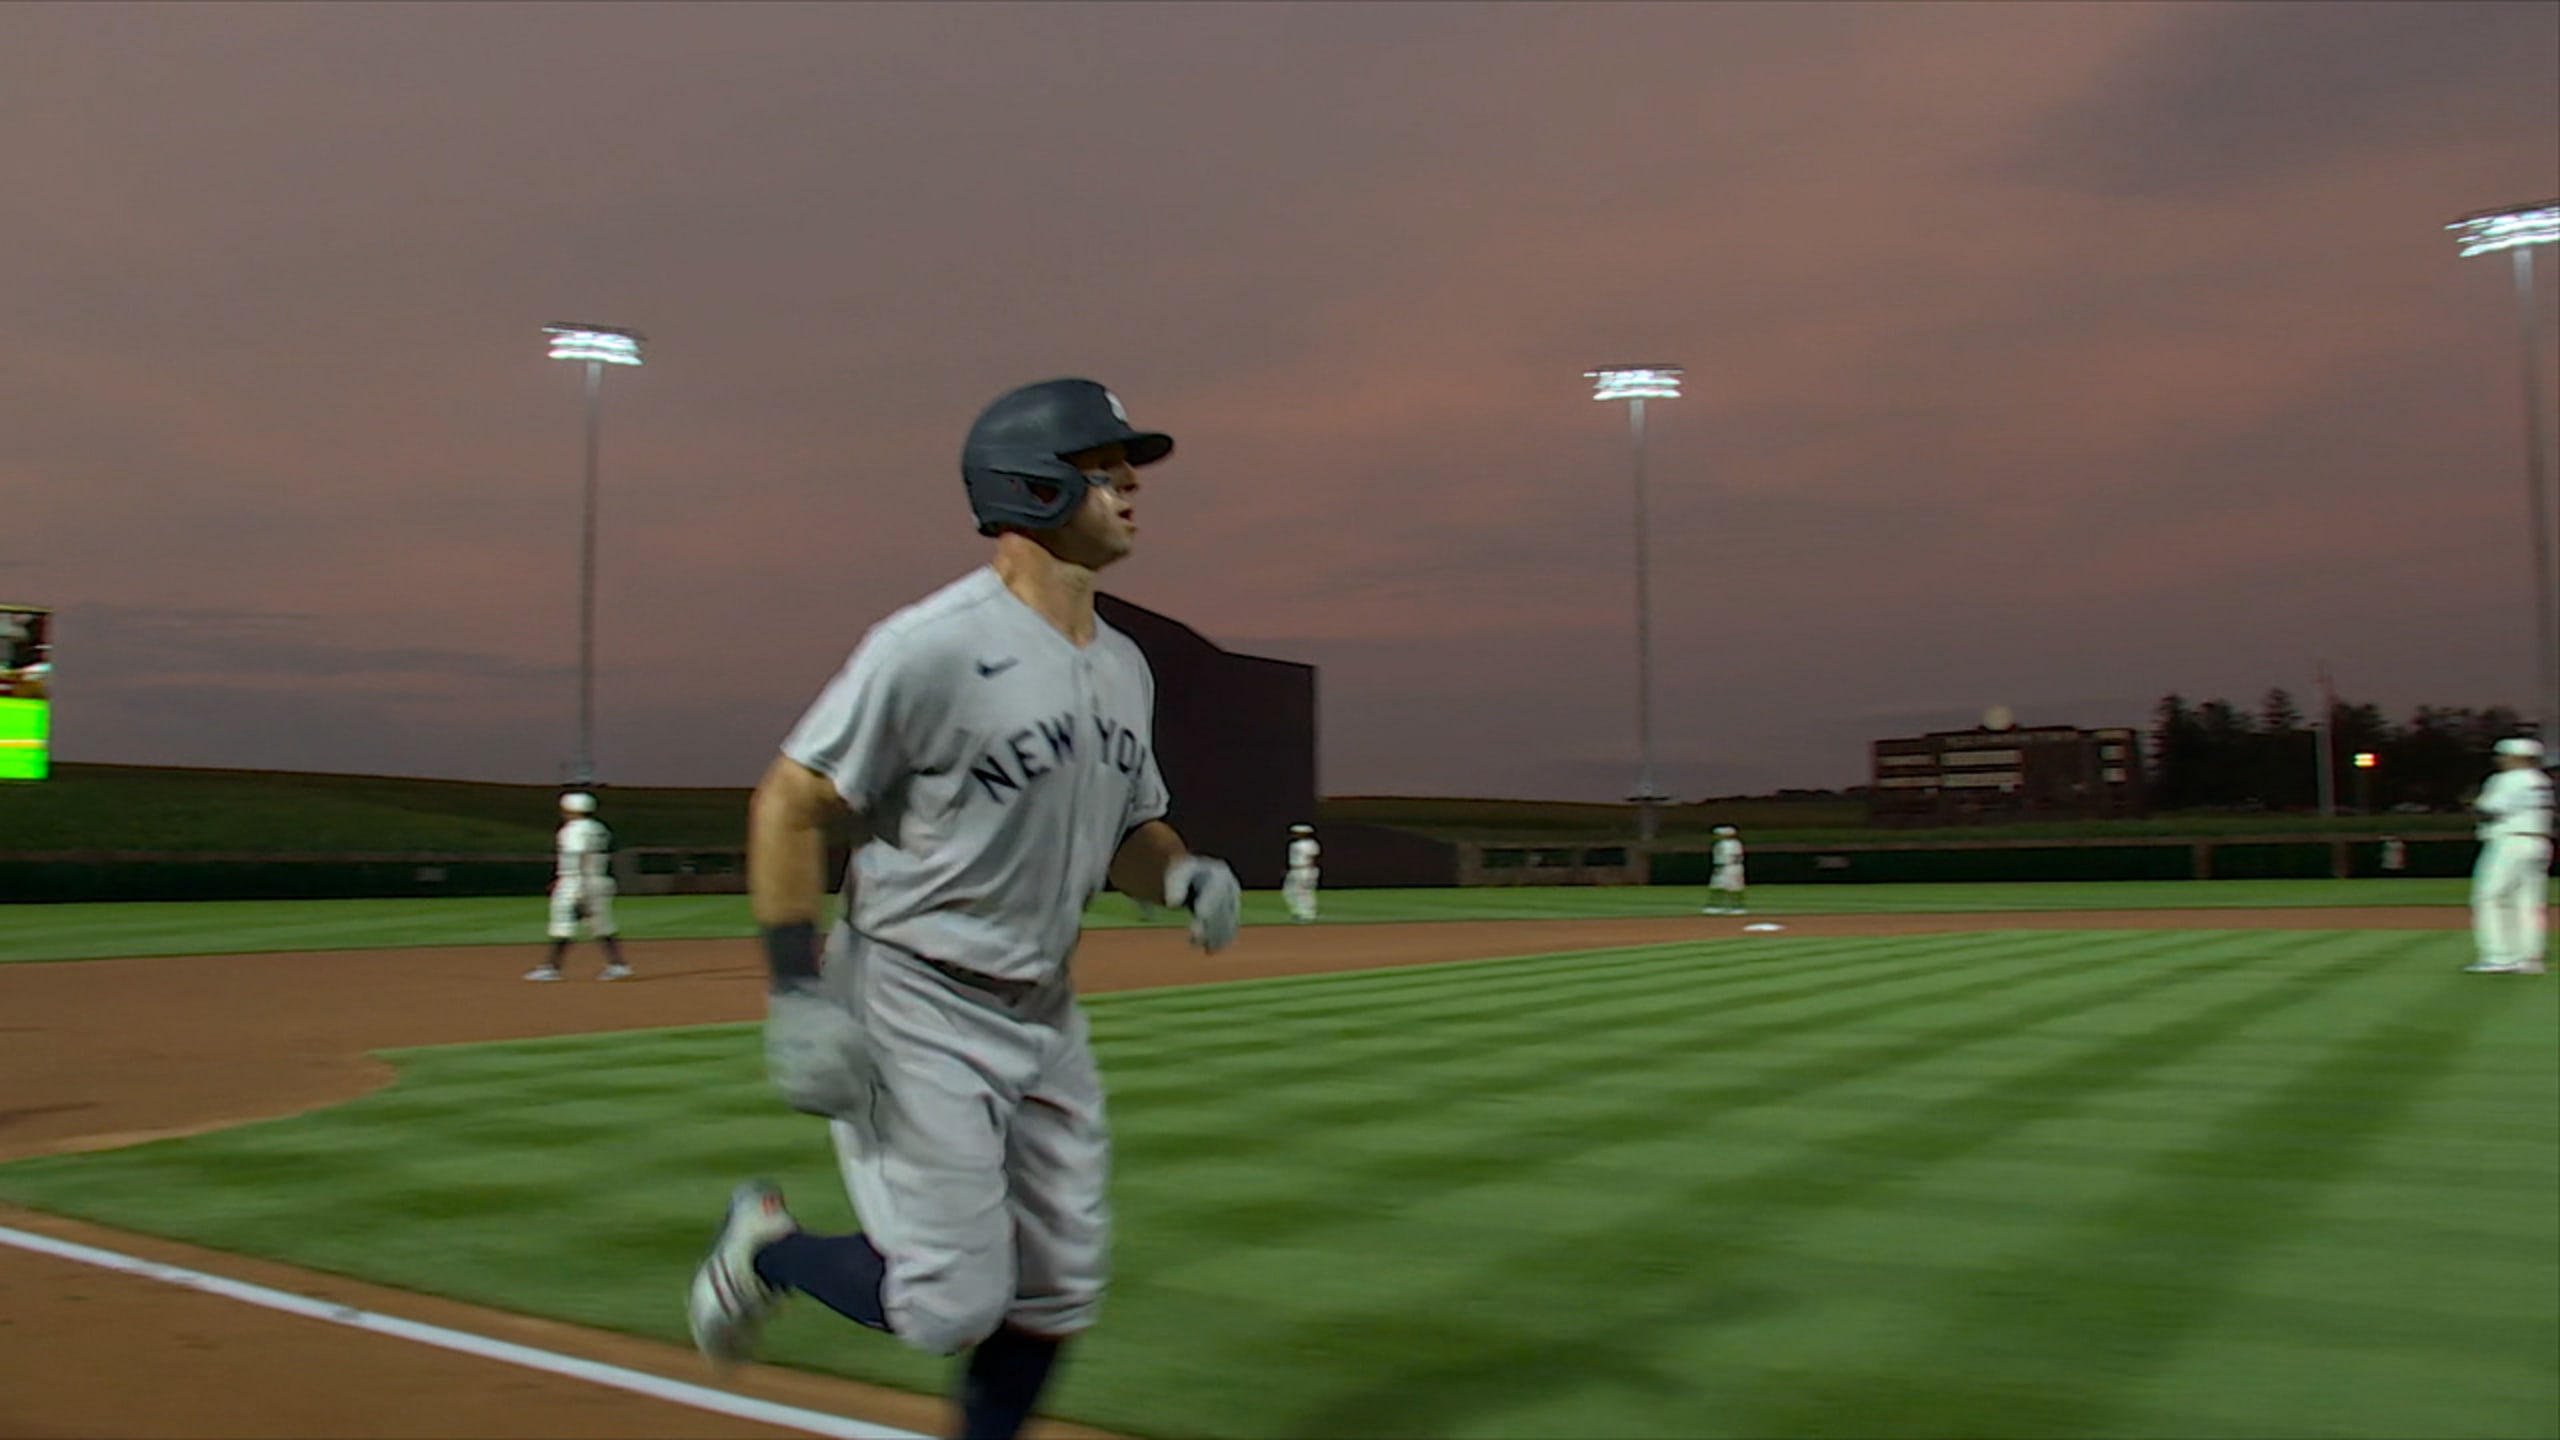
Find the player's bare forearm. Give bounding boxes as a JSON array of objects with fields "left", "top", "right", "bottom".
[
  {"left": 749, "top": 754, "right": 845, "bottom": 925},
  {"left": 749, "top": 754, "right": 850, "bottom": 987},
  {"left": 1109, "top": 820, "right": 1191, "bottom": 905}
]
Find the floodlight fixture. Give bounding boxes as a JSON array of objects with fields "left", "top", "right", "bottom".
[
  {"left": 542, "top": 320, "right": 647, "bottom": 786},
  {"left": 2352, "top": 752, "right": 2378, "bottom": 770},
  {"left": 1588, "top": 365, "right": 1684, "bottom": 403},
  {"left": 2448, "top": 200, "right": 2560, "bottom": 752},
  {"left": 1586, "top": 362, "right": 1690, "bottom": 842},
  {"left": 2448, "top": 201, "right": 2560, "bottom": 259},
  {"left": 545, "top": 323, "right": 647, "bottom": 367}
]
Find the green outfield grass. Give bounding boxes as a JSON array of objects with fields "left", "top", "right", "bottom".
[
  {"left": 0, "top": 879, "right": 2484, "bottom": 965},
  {"left": 1, "top": 928, "right": 2551, "bottom": 1438}
]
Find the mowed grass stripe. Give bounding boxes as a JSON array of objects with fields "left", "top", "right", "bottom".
[
  {"left": 1155, "top": 934, "right": 2413, "bottom": 1439},
  {"left": 1109, "top": 931, "right": 2231, "bottom": 1172},
  {"left": 1111, "top": 932, "right": 2280, "bottom": 1270},
  {"left": 1096, "top": 929, "right": 2118, "bottom": 1078},
  {"left": 1091, "top": 932, "right": 2010, "bottom": 1070},
  {"left": 1725, "top": 971, "right": 2536, "bottom": 1440},
  {"left": 1100, "top": 923, "right": 2061, "bottom": 1025}
]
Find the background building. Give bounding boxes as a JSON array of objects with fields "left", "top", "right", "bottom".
[
  {"left": 1868, "top": 712, "right": 2147, "bottom": 827},
  {"left": 1097, "top": 594, "right": 1318, "bottom": 890},
  {"left": 1096, "top": 594, "right": 1459, "bottom": 889}
]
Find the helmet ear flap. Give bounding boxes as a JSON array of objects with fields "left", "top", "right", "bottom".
[{"left": 967, "top": 450, "right": 1090, "bottom": 535}]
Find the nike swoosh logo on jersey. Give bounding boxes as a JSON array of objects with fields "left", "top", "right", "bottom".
[{"left": 975, "top": 658, "right": 1019, "bottom": 678}]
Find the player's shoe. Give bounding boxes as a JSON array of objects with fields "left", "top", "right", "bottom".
[
  {"left": 2463, "top": 959, "right": 2524, "bottom": 973},
  {"left": 599, "top": 962, "right": 633, "bottom": 981},
  {"left": 688, "top": 1180, "right": 799, "bottom": 1365},
  {"left": 524, "top": 965, "right": 562, "bottom": 982}
]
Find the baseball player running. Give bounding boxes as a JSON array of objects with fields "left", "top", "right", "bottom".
[
  {"left": 685, "top": 378, "right": 1244, "bottom": 1440},
  {"left": 527, "top": 791, "right": 630, "bottom": 981},
  {"left": 1284, "top": 822, "right": 1320, "bottom": 923},
  {"left": 1701, "top": 824, "right": 1747, "bottom": 915},
  {"left": 2465, "top": 736, "right": 2553, "bottom": 974}
]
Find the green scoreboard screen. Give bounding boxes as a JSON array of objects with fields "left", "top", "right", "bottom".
[{"left": 1, "top": 606, "right": 51, "bottom": 781}]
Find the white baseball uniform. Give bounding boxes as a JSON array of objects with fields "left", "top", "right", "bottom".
[
  {"left": 1284, "top": 834, "right": 1320, "bottom": 921},
  {"left": 548, "top": 816, "right": 617, "bottom": 940},
  {"left": 1712, "top": 836, "right": 1746, "bottom": 893},
  {"left": 780, "top": 565, "right": 1166, "bottom": 1353},
  {"left": 2471, "top": 766, "right": 2554, "bottom": 970}
]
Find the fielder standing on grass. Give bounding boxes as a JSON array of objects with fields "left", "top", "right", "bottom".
[
  {"left": 1284, "top": 822, "right": 1320, "bottom": 923},
  {"left": 1702, "top": 824, "right": 1747, "bottom": 915},
  {"left": 527, "top": 791, "right": 630, "bottom": 982},
  {"left": 686, "top": 378, "right": 1243, "bottom": 1440},
  {"left": 2465, "top": 736, "right": 2553, "bottom": 975}
]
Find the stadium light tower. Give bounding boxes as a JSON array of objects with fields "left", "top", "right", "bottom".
[
  {"left": 1587, "top": 364, "right": 1684, "bottom": 845},
  {"left": 2447, "top": 200, "right": 2560, "bottom": 747},
  {"left": 544, "top": 322, "right": 646, "bottom": 787}
]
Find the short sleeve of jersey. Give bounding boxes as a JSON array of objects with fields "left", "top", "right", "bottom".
[{"left": 781, "top": 627, "right": 915, "bottom": 813}]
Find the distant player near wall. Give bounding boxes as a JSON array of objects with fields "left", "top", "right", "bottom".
[
  {"left": 1284, "top": 823, "right": 1320, "bottom": 923},
  {"left": 527, "top": 791, "right": 631, "bottom": 982},
  {"left": 1701, "top": 825, "right": 1747, "bottom": 915}
]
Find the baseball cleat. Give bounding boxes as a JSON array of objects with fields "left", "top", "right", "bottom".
[
  {"left": 2463, "top": 960, "right": 2523, "bottom": 973},
  {"left": 599, "top": 962, "right": 633, "bottom": 981},
  {"left": 524, "top": 965, "right": 562, "bottom": 982},
  {"left": 688, "top": 1180, "right": 799, "bottom": 1365}
]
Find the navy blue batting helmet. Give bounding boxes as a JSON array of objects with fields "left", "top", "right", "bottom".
[{"left": 960, "top": 379, "right": 1174, "bottom": 536}]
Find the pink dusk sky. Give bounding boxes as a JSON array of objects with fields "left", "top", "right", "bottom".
[{"left": 2, "top": 1, "right": 2554, "bottom": 800}]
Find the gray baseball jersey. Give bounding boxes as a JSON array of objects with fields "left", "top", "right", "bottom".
[
  {"left": 781, "top": 566, "right": 1169, "bottom": 983},
  {"left": 779, "top": 565, "right": 1159, "bottom": 1351}
]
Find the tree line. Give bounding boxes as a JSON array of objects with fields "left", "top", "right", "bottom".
[{"left": 2149, "top": 691, "right": 2532, "bottom": 813}]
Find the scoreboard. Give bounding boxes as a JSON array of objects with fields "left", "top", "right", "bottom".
[{"left": 1, "top": 605, "right": 51, "bottom": 781}]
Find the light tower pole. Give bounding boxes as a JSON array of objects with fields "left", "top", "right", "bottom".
[
  {"left": 1587, "top": 365, "right": 1684, "bottom": 845},
  {"left": 543, "top": 322, "right": 646, "bottom": 787},
  {"left": 2447, "top": 201, "right": 2560, "bottom": 746}
]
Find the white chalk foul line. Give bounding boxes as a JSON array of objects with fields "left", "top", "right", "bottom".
[{"left": 0, "top": 1223, "right": 925, "bottom": 1440}]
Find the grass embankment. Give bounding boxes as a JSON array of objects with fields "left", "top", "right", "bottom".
[{"left": 0, "top": 763, "right": 758, "bottom": 853}]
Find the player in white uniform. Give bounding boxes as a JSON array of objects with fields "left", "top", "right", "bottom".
[
  {"left": 683, "top": 378, "right": 1243, "bottom": 1440},
  {"left": 1702, "top": 824, "right": 1747, "bottom": 915},
  {"left": 1284, "top": 822, "right": 1320, "bottom": 923},
  {"left": 527, "top": 791, "right": 630, "bottom": 981},
  {"left": 2465, "top": 736, "right": 2553, "bottom": 974}
]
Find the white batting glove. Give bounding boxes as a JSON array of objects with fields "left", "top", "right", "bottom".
[
  {"left": 763, "top": 985, "right": 872, "bottom": 1118},
  {"left": 1165, "top": 854, "right": 1242, "bottom": 953}
]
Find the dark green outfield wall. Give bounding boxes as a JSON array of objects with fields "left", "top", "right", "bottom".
[
  {"left": 1644, "top": 837, "right": 2480, "bottom": 886},
  {"left": 0, "top": 854, "right": 554, "bottom": 903},
  {"left": 0, "top": 835, "right": 2486, "bottom": 902}
]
